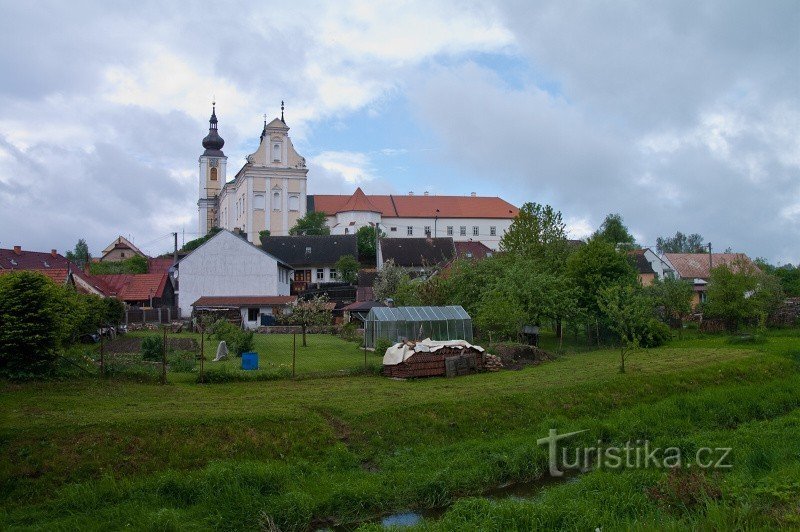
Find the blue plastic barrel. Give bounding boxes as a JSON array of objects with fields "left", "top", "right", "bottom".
[{"left": 241, "top": 352, "right": 258, "bottom": 371}]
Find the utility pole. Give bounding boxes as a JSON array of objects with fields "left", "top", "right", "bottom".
[
  {"left": 375, "top": 222, "right": 381, "bottom": 270},
  {"left": 708, "top": 242, "right": 713, "bottom": 270},
  {"left": 172, "top": 232, "right": 178, "bottom": 266},
  {"left": 434, "top": 209, "right": 439, "bottom": 237}
]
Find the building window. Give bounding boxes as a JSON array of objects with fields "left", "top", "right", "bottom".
[
  {"left": 272, "top": 191, "right": 281, "bottom": 210},
  {"left": 472, "top": 226, "right": 479, "bottom": 236},
  {"left": 459, "top": 226, "right": 466, "bottom": 236},
  {"left": 330, "top": 269, "right": 337, "bottom": 280},
  {"left": 288, "top": 194, "right": 300, "bottom": 211},
  {"left": 407, "top": 226, "right": 413, "bottom": 236},
  {"left": 253, "top": 194, "right": 265, "bottom": 210},
  {"left": 272, "top": 143, "right": 281, "bottom": 162},
  {"left": 490, "top": 226, "right": 496, "bottom": 236},
  {"left": 390, "top": 227, "right": 397, "bottom": 232},
  {"left": 120, "top": 252, "right": 125, "bottom": 258},
  {"left": 247, "top": 308, "right": 259, "bottom": 322},
  {"left": 424, "top": 226, "right": 431, "bottom": 236},
  {"left": 344, "top": 228, "right": 349, "bottom": 234},
  {"left": 447, "top": 226, "right": 453, "bottom": 236},
  {"left": 316, "top": 268, "right": 324, "bottom": 280},
  {"left": 210, "top": 167, "right": 218, "bottom": 181}
]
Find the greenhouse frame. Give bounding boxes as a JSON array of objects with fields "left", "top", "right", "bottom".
[{"left": 364, "top": 305, "right": 473, "bottom": 348}]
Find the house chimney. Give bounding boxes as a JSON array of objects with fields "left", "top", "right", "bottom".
[
  {"left": 13, "top": 245, "right": 21, "bottom": 255},
  {"left": 470, "top": 192, "right": 477, "bottom": 197},
  {"left": 424, "top": 191, "right": 429, "bottom": 196},
  {"left": 408, "top": 191, "right": 414, "bottom": 196},
  {"left": 51, "top": 249, "right": 58, "bottom": 257}
]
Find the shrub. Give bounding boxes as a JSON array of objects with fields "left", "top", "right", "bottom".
[
  {"left": 0, "top": 271, "right": 64, "bottom": 377},
  {"left": 374, "top": 337, "right": 393, "bottom": 355},
  {"left": 209, "top": 319, "right": 254, "bottom": 356},
  {"left": 640, "top": 319, "right": 672, "bottom": 348},
  {"left": 141, "top": 336, "right": 164, "bottom": 361},
  {"left": 338, "top": 322, "right": 362, "bottom": 343}
]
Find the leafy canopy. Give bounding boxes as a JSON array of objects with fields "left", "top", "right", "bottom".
[
  {"left": 335, "top": 254, "right": 359, "bottom": 284},
  {"left": 66, "top": 239, "right": 91, "bottom": 269},
  {"left": 289, "top": 211, "right": 330, "bottom": 236},
  {"left": 566, "top": 237, "right": 638, "bottom": 317},
  {"left": 593, "top": 213, "right": 636, "bottom": 250},
  {"left": 499, "top": 202, "right": 569, "bottom": 270},
  {"left": 656, "top": 231, "right": 705, "bottom": 254},
  {"left": 90, "top": 255, "right": 148, "bottom": 275}
]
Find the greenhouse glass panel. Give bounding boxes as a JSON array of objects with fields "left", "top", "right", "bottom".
[{"left": 364, "top": 305, "right": 473, "bottom": 348}]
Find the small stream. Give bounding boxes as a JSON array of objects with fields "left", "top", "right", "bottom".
[{"left": 323, "top": 473, "right": 580, "bottom": 530}]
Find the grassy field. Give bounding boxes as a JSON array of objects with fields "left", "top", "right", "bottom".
[{"left": 1, "top": 329, "right": 799, "bottom": 529}]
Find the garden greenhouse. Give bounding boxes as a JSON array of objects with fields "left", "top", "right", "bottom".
[{"left": 364, "top": 305, "right": 473, "bottom": 348}]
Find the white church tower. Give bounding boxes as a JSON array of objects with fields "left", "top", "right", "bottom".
[{"left": 197, "top": 102, "right": 227, "bottom": 237}]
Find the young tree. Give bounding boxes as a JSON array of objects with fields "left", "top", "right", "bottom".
[
  {"left": 182, "top": 227, "right": 221, "bottom": 252},
  {"left": 66, "top": 239, "right": 91, "bottom": 269},
  {"left": 597, "top": 284, "right": 654, "bottom": 373},
  {"left": 499, "top": 202, "right": 569, "bottom": 270},
  {"left": 475, "top": 288, "right": 526, "bottom": 341},
  {"left": 647, "top": 276, "right": 693, "bottom": 336},
  {"left": 335, "top": 254, "right": 359, "bottom": 284},
  {"left": 593, "top": 213, "right": 636, "bottom": 250},
  {"left": 656, "top": 231, "right": 705, "bottom": 254},
  {"left": 289, "top": 211, "right": 330, "bottom": 236},
  {"left": 286, "top": 295, "right": 333, "bottom": 347}
]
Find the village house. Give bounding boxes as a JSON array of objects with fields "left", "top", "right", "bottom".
[
  {"left": 628, "top": 248, "right": 675, "bottom": 286},
  {"left": 377, "top": 237, "right": 456, "bottom": 273},
  {"left": 177, "top": 229, "right": 294, "bottom": 329},
  {"left": 260, "top": 234, "right": 358, "bottom": 293},
  {"left": 98, "top": 236, "right": 147, "bottom": 262},
  {"left": 0, "top": 246, "right": 108, "bottom": 296},
  {"left": 95, "top": 273, "right": 175, "bottom": 307},
  {"left": 454, "top": 241, "right": 494, "bottom": 260},
  {"left": 663, "top": 252, "right": 759, "bottom": 307}
]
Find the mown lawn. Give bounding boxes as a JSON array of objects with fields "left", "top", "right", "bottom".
[{"left": 1, "top": 329, "right": 799, "bottom": 530}]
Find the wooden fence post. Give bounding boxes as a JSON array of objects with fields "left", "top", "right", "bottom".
[
  {"left": 199, "top": 325, "right": 205, "bottom": 384},
  {"left": 161, "top": 326, "right": 167, "bottom": 385},
  {"left": 292, "top": 332, "right": 296, "bottom": 378},
  {"left": 99, "top": 327, "right": 105, "bottom": 378}
]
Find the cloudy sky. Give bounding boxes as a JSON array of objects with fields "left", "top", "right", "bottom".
[{"left": 1, "top": 1, "right": 798, "bottom": 263}]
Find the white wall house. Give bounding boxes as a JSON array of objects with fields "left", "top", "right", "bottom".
[{"left": 177, "top": 230, "right": 292, "bottom": 319}]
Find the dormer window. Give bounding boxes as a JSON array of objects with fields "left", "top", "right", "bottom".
[{"left": 272, "top": 143, "right": 281, "bottom": 162}]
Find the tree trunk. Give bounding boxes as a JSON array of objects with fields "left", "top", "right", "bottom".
[{"left": 302, "top": 325, "right": 307, "bottom": 347}]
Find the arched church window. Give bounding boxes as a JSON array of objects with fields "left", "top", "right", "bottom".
[
  {"left": 272, "top": 191, "right": 281, "bottom": 210},
  {"left": 210, "top": 167, "right": 217, "bottom": 181},
  {"left": 272, "top": 143, "right": 281, "bottom": 162}
]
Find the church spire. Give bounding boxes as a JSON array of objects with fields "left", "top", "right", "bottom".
[{"left": 202, "top": 100, "right": 225, "bottom": 155}]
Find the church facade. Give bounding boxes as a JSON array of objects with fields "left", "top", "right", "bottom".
[
  {"left": 198, "top": 106, "right": 518, "bottom": 250},
  {"left": 197, "top": 103, "right": 308, "bottom": 245}
]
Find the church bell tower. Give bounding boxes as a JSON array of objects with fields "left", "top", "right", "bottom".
[{"left": 197, "top": 102, "right": 227, "bottom": 237}]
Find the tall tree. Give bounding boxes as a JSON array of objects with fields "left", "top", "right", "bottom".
[
  {"left": 499, "top": 202, "right": 569, "bottom": 270},
  {"left": 373, "top": 259, "right": 410, "bottom": 302},
  {"left": 566, "top": 237, "right": 638, "bottom": 317},
  {"left": 66, "top": 239, "right": 90, "bottom": 269},
  {"left": 656, "top": 231, "right": 705, "bottom": 254},
  {"left": 335, "top": 254, "right": 359, "bottom": 284},
  {"left": 704, "top": 258, "right": 783, "bottom": 332},
  {"left": 593, "top": 213, "right": 636, "bottom": 250},
  {"left": 289, "top": 212, "right": 330, "bottom": 236},
  {"left": 356, "top": 225, "right": 383, "bottom": 261}
]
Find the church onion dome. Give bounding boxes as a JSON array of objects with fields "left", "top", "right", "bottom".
[{"left": 202, "top": 102, "right": 225, "bottom": 156}]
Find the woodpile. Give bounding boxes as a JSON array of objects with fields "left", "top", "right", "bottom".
[
  {"left": 383, "top": 342, "right": 486, "bottom": 379},
  {"left": 484, "top": 353, "right": 503, "bottom": 371}
]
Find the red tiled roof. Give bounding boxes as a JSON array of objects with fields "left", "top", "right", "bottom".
[
  {"left": 454, "top": 241, "right": 494, "bottom": 260},
  {"left": 192, "top": 295, "right": 297, "bottom": 308},
  {"left": 337, "top": 187, "right": 382, "bottom": 213},
  {"left": 96, "top": 273, "right": 169, "bottom": 302},
  {"left": 0, "top": 247, "right": 109, "bottom": 296},
  {"left": 147, "top": 257, "right": 174, "bottom": 274},
  {"left": 0, "top": 268, "right": 71, "bottom": 284},
  {"left": 313, "top": 193, "right": 519, "bottom": 219},
  {"left": 664, "top": 253, "right": 758, "bottom": 280}
]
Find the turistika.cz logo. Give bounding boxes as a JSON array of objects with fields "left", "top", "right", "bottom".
[{"left": 537, "top": 429, "right": 732, "bottom": 476}]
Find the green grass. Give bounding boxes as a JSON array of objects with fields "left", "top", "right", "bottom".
[{"left": 1, "top": 329, "right": 799, "bottom": 529}]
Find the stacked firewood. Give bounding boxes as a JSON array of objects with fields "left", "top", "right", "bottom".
[{"left": 484, "top": 353, "right": 503, "bottom": 371}]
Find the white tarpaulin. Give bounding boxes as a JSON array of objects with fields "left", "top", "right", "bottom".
[{"left": 382, "top": 338, "right": 484, "bottom": 366}]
